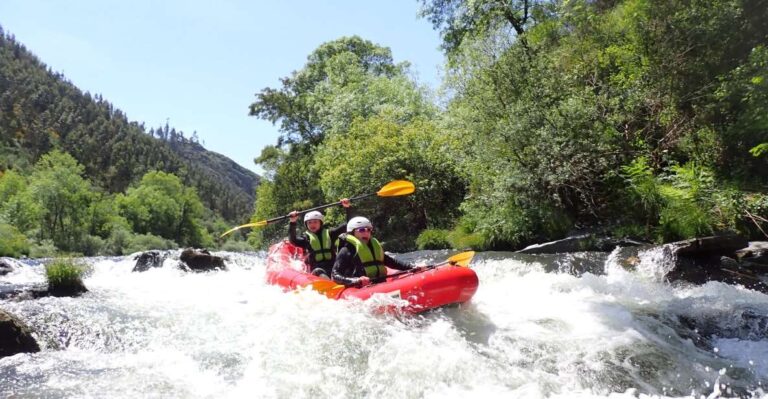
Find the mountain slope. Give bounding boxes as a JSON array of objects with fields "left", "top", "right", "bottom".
[{"left": 0, "top": 26, "right": 258, "bottom": 222}]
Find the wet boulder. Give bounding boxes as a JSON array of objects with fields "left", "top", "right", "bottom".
[
  {"left": 735, "top": 241, "right": 768, "bottom": 266},
  {"left": 667, "top": 234, "right": 749, "bottom": 257},
  {"left": 0, "top": 309, "right": 40, "bottom": 358},
  {"left": 612, "top": 234, "right": 768, "bottom": 293},
  {"left": 179, "top": 248, "right": 226, "bottom": 272},
  {"left": 0, "top": 258, "right": 13, "bottom": 276},
  {"left": 664, "top": 234, "right": 755, "bottom": 287},
  {"left": 132, "top": 250, "right": 167, "bottom": 272},
  {"left": 47, "top": 277, "right": 88, "bottom": 297},
  {"left": 517, "top": 234, "right": 647, "bottom": 254}
]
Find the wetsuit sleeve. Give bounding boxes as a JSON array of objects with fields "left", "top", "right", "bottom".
[
  {"left": 329, "top": 223, "right": 346, "bottom": 242},
  {"left": 332, "top": 247, "right": 363, "bottom": 287},
  {"left": 384, "top": 253, "right": 414, "bottom": 271},
  {"left": 288, "top": 222, "right": 310, "bottom": 249}
]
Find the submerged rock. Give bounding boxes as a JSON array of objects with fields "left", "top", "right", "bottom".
[
  {"left": 0, "top": 309, "right": 40, "bottom": 358},
  {"left": 528, "top": 233, "right": 768, "bottom": 294},
  {"left": 0, "top": 258, "right": 13, "bottom": 276},
  {"left": 132, "top": 250, "right": 167, "bottom": 272},
  {"left": 735, "top": 241, "right": 768, "bottom": 266},
  {"left": 179, "top": 248, "right": 226, "bottom": 272},
  {"left": 47, "top": 279, "right": 88, "bottom": 297}
]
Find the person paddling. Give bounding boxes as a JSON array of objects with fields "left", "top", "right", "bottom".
[
  {"left": 288, "top": 198, "right": 351, "bottom": 278},
  {"left": 331, "top": 216, "right": 422, "bottom": 287}
]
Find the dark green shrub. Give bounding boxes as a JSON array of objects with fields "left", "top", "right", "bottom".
[
  {"left": 80, "top": 235, "right": 105, "bottom": 257},
  {"left": 0, "top": 223, "right": 30, "bottom": 257},
  {"left": 125, "top": 233, "right": 178, "bottom": 254},
  {"left": 29, "top": 239, "right": 58, "bottom": 258},
  {"left": 416, "top": 229, "right": 451, "bottom": 250}
]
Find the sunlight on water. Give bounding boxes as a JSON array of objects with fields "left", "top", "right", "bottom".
[{"left": 1, "top": 250, "right": 768, "bottom": 398}]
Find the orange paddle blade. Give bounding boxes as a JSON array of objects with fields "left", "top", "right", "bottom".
[
  {"left": 219, "top": 220, "right": 268, "bottom": 238},
  {"left": 447, "top": 251, "right": 475, "bottom": 267},
  {"left": 376, "top": 180, "right": 415, "bottom": 197},
  {"left": 309, "top": 280, "right": 346, "bottom": 298}
]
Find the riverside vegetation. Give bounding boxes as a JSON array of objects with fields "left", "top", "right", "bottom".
[
  {"left": 2, "top": 0, "right": 767, "bottom": 257},
  {"left": 0, "top": 27, "right": 259, "bottom": 257},
  {"left": 247, "top": 0, "right": 767, "bottom": 251}
]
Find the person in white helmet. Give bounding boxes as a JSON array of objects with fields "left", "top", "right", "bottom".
[
  {"left": 288, "top": 198, "right": 351, "bottom": 278},
  {"left": 331, "top": 216, "right": 422, "bottom": 287}
]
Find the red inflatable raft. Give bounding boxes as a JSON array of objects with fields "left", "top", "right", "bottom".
[{"left": 265, "top": 240, "right": 479, "bottom": 314}]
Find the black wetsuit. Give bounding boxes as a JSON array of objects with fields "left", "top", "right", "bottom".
[
  {"left": 331, "top": 239, "right": 414, "bottom": 287},
  {"left": 288, "top": 208, "right": 351, "bottom": 277}
]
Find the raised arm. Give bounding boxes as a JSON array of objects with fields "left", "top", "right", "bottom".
[{"left": 288, "top": 211, "right": 309, "bottom": 248}]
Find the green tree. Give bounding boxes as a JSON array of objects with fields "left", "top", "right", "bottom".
[
  {"left": 419, "top": 0, "right": 543, "bottom": 58},
  {"left": 248, "top": 36, "right": 441, "bottom": 248},
  {"left": 27, "top": 151, "right": 93, "bottom": 252},
  {"left": 0, "top": 223, "right": 29, "bottom": 257},
  {"left": 247, "top": 180, "right": 281, "bottom": 248},
  {"left": 425, "top": 0, "right": 768, "bottom": 247},
  {"left": 117, "top": 171, "right": 208, "bottom": 247},
  {"left": 315, "top": 114, "right": 465, "bottom": 249},
  {"left": 0, "top": 169, "right": 37, "bottom": 232},
  {"left": 250, "top": 36, "right": 404, "bottom": 146}
]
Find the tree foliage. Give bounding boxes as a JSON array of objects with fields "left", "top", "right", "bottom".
[
  {"left": 250, "top": 36, "right": 404, "bottom": 146},
  {"left": 315, "top": 114, "right": 465, "bottom": 248},
  {"left": 248, "top": 36, "right": 451, "bottom": 249},
  {"left": 27, "top": 151, "right": 94, "bottom": 252},
  {"left": 117, "top": 171, "right": 210, "bottom": 247},
  {"left": 430, "top": 0, "right": 768, "bottom": 246}
]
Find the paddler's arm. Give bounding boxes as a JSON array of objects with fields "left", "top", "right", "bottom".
[
  {"left": 288, "top": 211, "right": 309, "bottom": 248},
  {"left": 329, "top": 198, "right": 352, "bottom": 241},
  {"left": 329, "top": 223, "right": 346, "bottom": 241},
  {"left": 383, "top": 254, "right": 415, "bottom": 271},
  {"left": 384, "top": 254, "right": 427, "bottom": 273},
  {"left": 332, "top": 247, "right": 366, "bottom": 287}
]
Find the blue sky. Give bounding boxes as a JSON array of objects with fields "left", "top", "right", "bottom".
[{"left": 0, "top": 0, "right": 445, "bottom": 175}]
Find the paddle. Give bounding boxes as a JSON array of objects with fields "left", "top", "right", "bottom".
[
  {"left": 310, "top": 251, "right": 475, "bottom": 298},
  {"left": 385, "top": 251, "right": 475, "bottom": 279},
  {"left": 307, "top": 280, "right": 346, "bottom": 299},
  {"left": 219, "top": 180, "right": 415, "bottom": 238}
]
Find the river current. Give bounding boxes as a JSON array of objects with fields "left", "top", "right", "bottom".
[{"left": 1, "top": 248, "right": 767, "bottom": 398}]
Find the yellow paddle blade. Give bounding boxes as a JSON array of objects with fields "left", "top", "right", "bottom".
[
  {"left": 447, "top": 251, "right": 475, "bottom": 267},
  {"left": 219, "top": 220, "right": 268, "bottom": 238},
  {"left": 376, "top": 180, "right": 415, "bottom": 197},
  {"left": 309, "top": 280, "right": 346, "bottom": 298}
]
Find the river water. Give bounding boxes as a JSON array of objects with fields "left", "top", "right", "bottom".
[{"left": 1, "top": 248, "right": 767, "bottom": 398}]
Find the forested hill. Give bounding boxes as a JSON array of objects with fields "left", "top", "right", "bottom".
[{"left": 0, "top": 27, "right": 259, "bottom": 222}]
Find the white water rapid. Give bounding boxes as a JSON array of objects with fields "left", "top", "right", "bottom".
[{"left": 1, "top": 249, "right": 767, "bottom": 398}]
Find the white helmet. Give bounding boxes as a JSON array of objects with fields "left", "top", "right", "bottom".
[
  {"left": 347, "top": 216, "right": 373, "bottom": 232},
  {"left": 304, "top": 211, "right": 324, "bottom": 224}
]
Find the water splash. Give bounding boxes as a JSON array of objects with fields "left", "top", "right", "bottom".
[{"left": 1, "top": 251, "right": 767, "bottom": 398}]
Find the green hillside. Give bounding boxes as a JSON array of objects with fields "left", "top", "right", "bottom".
[{"left": 0, "top": 26, "right": 259, "bottom": 223}]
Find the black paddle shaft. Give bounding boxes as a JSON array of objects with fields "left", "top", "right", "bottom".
[{"left": 265, "top": 192, "right": 377, "bottom": 225}]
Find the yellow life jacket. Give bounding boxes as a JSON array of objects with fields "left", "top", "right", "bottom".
[
  {"left": 306, "top": 228, "right": 333, "bottom": 262},
  {"left": 343, "top": 234, "right": 387, "bottom": 279}
]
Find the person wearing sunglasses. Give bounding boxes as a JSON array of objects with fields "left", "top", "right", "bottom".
[
  {"left": 288, "top": 198, "right": 351, "bottom": 278},
  {"left": 331, "top": 216, "right": 422, "bottom": 287}
]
